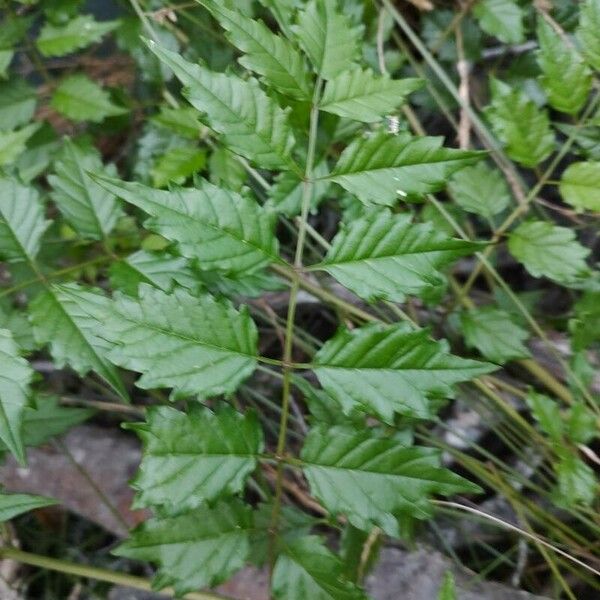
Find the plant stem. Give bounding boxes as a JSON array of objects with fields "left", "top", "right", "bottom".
[
  {"left": 129, "top": 0, "right": 158, "bottom": 41},
  {"left": 0, "top": 547, "right": 227, "bottom": 600},
  {"left": 271, "top": 263, "right": 376, "bottom": 324},
  {"left": 269, "top": 77, "right": 323, "bottom": 570}
]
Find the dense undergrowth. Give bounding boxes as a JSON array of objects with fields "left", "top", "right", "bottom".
[{"left": 0, "top": 0, "right": 599, "bottom": 599}]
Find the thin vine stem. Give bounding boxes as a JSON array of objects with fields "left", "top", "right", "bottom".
[
  {"left": 0, "top": 547, "right": 227, "bottom": 600},
  {"left": 268, "top": 76, "right": 323, "bottom": 571}
]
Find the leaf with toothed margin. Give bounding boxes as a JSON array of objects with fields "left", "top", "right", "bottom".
[
  {"left": 125, "top": 405, "right": 263, "bottom": 512},
  {"left": 145, "top": 39, "right": 298, "bottom": 171},
  {"left": 29, "top": 283, "right": 128, "bottom": 401},
  {"left": 319, "top": 68, "right": 422, "bottom": 122},
  {"left": 313, "top": 323, "right": 496, "bottom": 423},
  {"left": 313, "top": 210, "right": 481, "bottom": 303},
  {"left": 536, "top": 18, "right": 592, "bottom": 115},
  {"left": 329, "top": 131, "right": 482, "bottom": 205},
  {"left": 93, "top": 174, "right": 281, "bottom": 276},
  {"left": 0, "top": 491, "right": 56, "bottom": 521},
  {"left": 559, "top": 161, "right": 600, "bottom": 212},
  {"left": 0, "top": 177, "right": 50, "bottom": 263},
  {"left": 0, "top": 123, "right": 41, "bottom": 166},
  {"left": 473, "top": 0, "right": 524, "bottom": 44},
  {"left": 199, "top": 0, "right": 311, "bottom": 99},
  {"left": 0, "top": 328, "right": 31, "bottom": 465},
  {"left": 485, "top": 79, "right": 554, "bottom": 168},
  {"left": 507, "top": 221, "right": 591, "bottom": 285},
  {"left": 114, "top": 500, "right": 253, "bottom": 596},
  {"left": 293, "top": 0, "right": 363, "bottom": 80},
  {"left": 51, "top": 75, "right": 127, "bottom": 123},
  {"left": 448, "top": 162, "right": 511, "bottom": 219},
  {"left": 48, "top": 138, "right": 122, "bottom": 240},
  {"left": 300, "top": 425, "right": 481, "bottom": 535},
  {"left": 36, "top": 15, "right": 119, "bottom": 57},
  {"left": 578, "top": 0, "right": 600, "bottom": 71},
  {"left": 100, "top": 284, "right": 258, "bottom": 399},
  {"left": 460, "top": 307, "right": 530, "bottom": 364},
  {"left": 272, "top": 536, "right": 368, "bottom": 600}
]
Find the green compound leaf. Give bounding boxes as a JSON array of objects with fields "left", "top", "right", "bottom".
[
  {"left": 486, "top": 79, "right": 554, "bottom": 168},
  {"left": 94, "top": 174, "right": 280, "bottom": 275},
  {"left": 559, "top": 161, "right": 600, "bottom": 212},
  {"left": 314, "top": 210, "right": 480, "bottom": 303},
  {"left": 0, "top": 328, "right": 32, "bottom": 465},
  {"left": 115, "top": 500, "right": 253, "bottom": 596},
  {"left": 272, "top": 536, "right": 367, "bottom": 600},
  {"left": 126, "top": 405, "right": 263, "bottom": 511},
  {"left": 48, "top": 138, "right": 122, "bottom": 240},
  {"left": 51, "top": 74, "right": 127, "bottom": 123},
  {"left": 313, "top": 323, "right": 495, "bottom": 423},
  {"left": 461, "top": 307, "right": 530, "bottom": 364},
  {"left": 100, "top": 284, "right": 258, "bottom": 399},
  {"left": 473, "top": 0, "right": 525, "bottom": 44},
  {"left": 319, "top": 68, "right": 422, "bottom": 122},
  {"left": 146, "top": 40, "right": 298, "bottom": 171},
  {"left": 508, "top": 221, "right": 590, "bottom": 285},
  {"left": 293, "top": 0, "right": 362, "bottom": 80},
  {"left": 29, "top": 284, "right": 128, "bottom": 401},
  {"left": 0, "top": 491, "right": 56, "bottom": 521},
  {"left": 301, "top": 425, "right": 481, "bottom": 534},
  {"left": 448, "top": 162, "right": 511, "bottom": 218},
  {"left": 330, "top": 131, "right": 481, "bottom": 205},
  {"left": 536, "top": 19, "right": 592, "bottom": 115},
  {"left": 36, "top": 15, "right": 119, "bottom": 57},
  {"left": 577, "top": 0, "right": 600, "bottom": 71},
  {"left": 200, "top": 0, "right": 311, "bottom": 99},
  {"left": 0, "top": 177, "right": 50, "bottom": 263}
]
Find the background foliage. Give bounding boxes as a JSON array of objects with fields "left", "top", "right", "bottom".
[{"left": 0, "top": 0, "right": 599, "bottom": 599}]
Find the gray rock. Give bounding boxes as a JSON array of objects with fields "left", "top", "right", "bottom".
[
  {"left": 0, "top": 424, "right": 147, "bottom": 536},
  {"left": 367, "top": 547, "right": 549, "bottom": 600}
]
